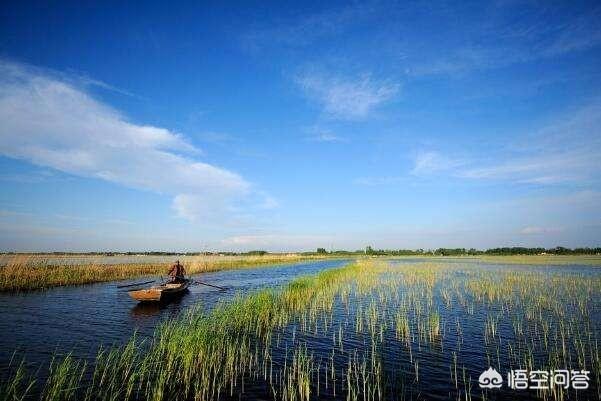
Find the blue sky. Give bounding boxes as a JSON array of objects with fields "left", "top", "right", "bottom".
[{"left": 0, "top": 1, "right": 600, "bottom": 251}]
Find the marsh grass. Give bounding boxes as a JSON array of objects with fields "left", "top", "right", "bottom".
[
  {"left": 0, "top": 356, "right": 36, "bottom": 401},
  {"left": 2, "top": 260, "right": 600, "bottom": 400},
  {"left": 0, "top": 254, "right": 325, "bottom": 291},
  {"left": 2, "top": 253, "right": 598, "bottom": 292},
  {"left": 379, "top": 254, "right": 601, "bottom": 266},
  {"left": 475, "top": 254, "right": 601, "bottom": 266}
]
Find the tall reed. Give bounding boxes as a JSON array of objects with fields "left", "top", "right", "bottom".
[{"left": 0, "top": 254, "right": 328, "bottom": 291}]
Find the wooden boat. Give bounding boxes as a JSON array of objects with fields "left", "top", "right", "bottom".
[{"left": 128, "top": 279, "right": 190, "bottom": 302}]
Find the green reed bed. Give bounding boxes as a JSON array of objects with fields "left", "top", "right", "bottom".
[
  {"left": 1, "top": 261, "right": 367, "bottom": 400},
  {"left": 2, "top": 260, "right": 600, "bottom": 401},
  {"left": 475, "top": 254, "right": 601, "bottom": 266},
  {"left": 0, "top": 254, "right": 326, "bottom": 291}
]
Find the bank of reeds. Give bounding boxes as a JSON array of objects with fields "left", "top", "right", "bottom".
[
  {"left": 476, "top": 254, "right": 601, "bottom": 266},
  {"left": 383, "top": 254, "right": 601, "bottom": 266},
  {"left": 0, "top": 261, "right": 368, "bottom": 400},
  {"left": 0, "top": 254, "right": 327, "bottom": 292}
]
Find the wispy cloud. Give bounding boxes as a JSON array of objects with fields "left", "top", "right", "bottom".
[
  {"left": 411, "top": 151, "right": 464, "bottom": 176},
  {"left": 413, "top": 101, "right": 601, "bottom": 185},
  {"left": 542, "top": 7, "right": 601, "bottom": 56},
  {"left": 310, "top": 132, "right": 346, "bottom": 143},
  {"left": 488, "top": 190, "right": 601, "bottom": 214},
  {"left": 0, "top": 210, "right": 32, "bottom": 218},
  {"left": 0, "top": 169, "right": 61, "bottom": 184},
  {"left": 295, "top": 71, "right": 399, "bottom": 120},
  {"left": 458, "top": 153, "right": 594, "bottom": 184},
  {"left": 305, "top": 126, "right": 347, "bottom": 143},
  {"left": 520, "top": 226, "right": 562, "bottom": 235},
  {"left": 220, "top": 233, "right": 331, "bottom": 251},
  {"left": 243, "top": 3, "right": 376, "bottom": 51},
  {"left": 0, "top": 60, "right": 252, "bottom": 222},
  {"left": 259, "top": 195, "right": 279, "bottom": 210},
  {"left": 0, "top": 59, "right": 143, "bottom": 99},
  {"left": 408, "top": 6, "right": 601, "bottom": 77}
]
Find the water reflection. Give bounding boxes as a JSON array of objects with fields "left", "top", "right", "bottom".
[
  {"left": 130, "top": 292, "right": 189, "bottom": 317},
  {"left": 0, "top": 259, "right": 351, "bottom": 370}
]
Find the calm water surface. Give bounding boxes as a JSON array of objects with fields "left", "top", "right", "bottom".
[
  {"left": 0, "top": 259, "right": 350, "bottom": 372},
  {"left": 239, "top": 260, "right": 601, "bottom": 401},
  {"left": 1, "top": 259, "right": 599, "bottom": 401}
]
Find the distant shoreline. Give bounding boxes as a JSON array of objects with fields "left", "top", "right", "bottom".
[
  {"left": 1, "top": 253, "right": 599, "bottom": 292},
  {"left": 0, "top": 254, "right": 334, "bottom": 292}
]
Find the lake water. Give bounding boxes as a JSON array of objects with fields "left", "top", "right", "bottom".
[
  {"left": 232, "top": 260, "right": 601, "bottom": 401},
  {"left": 0, "top": 259, "right": 350, "bottom": 379},
  {"left": 1, "top": 258, "right": 599, "bottom": 401}
]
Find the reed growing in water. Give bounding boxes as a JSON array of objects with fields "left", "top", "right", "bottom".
[
  {"left": 2, "top": 253, "right": 597, "bottom": 292},
  {"left": 0, "top": 254, "right": 326, "bottom": 291},
  {"left": 476, "top": 254, "right": 601, "bottom": 266},
  {"left": 1, "top": 261, "right": 367, "bottom": 400},
  {"left": 2, "top": 259, "right": 600, "bottom": 400}
]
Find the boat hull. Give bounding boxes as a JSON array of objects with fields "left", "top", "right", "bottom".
[{"left": 128, "top": 280, "right": 190, "bottom": 302}]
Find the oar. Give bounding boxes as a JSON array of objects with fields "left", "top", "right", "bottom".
[
  {"left": 116, "top": 280, "right": 155, "bottom": 289},
  {"left": 193, "top": 280, "right": 228, "bottom": 291}
]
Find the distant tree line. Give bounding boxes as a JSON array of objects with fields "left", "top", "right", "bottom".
[
  {"left": 0, "top": 250, "right": 271, "bottom": 256},
  {"left": 2, "top": 247, "right": 600, "bottom": 256},
  {"left": 305, "top": 246, "right": 601, "bottom": 256},
  {"left": 481, "top": 246, "right": 601, "bottom": 255}
]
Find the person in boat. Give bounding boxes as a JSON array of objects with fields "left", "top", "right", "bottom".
[{"left": 168, "top": 260, "right": 186, "bottom": 283}]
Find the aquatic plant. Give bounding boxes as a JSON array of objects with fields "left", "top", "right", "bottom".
[
  {"left": 1, "top": 259, "right": 600, "bottom": 400},
  {"left": 0, "top": 254, "right": 329, "bottom": 291}
]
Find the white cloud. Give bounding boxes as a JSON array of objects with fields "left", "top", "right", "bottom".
[
  {"left": 296, "top": 72, "right": 398, "bottom": 120},
  {"left": 430, "top": 150, "right": 597, "bottom": 185},
  {"left": 460, "top": 105, "right": 601, "bottom": 184},
  {"left": 458, "top": 154, "right": 585, "bottom": 182},
  {"left": 536, "top": 190, "right": 601, "bottom": 210},
  {"left": 542, "top": 7, "right": 601, "bottom": 57},
  {"left": 220, "top": 234, "right": 332, "bottom": 251},
  {"left": 305, "top": 126, "right": 347, "bottom": 143},
  {"left": 311, "top": 132, "right": 345, "bottom": 142},
  {"left": 414, "top": 102, "right": 601, "bottom": 185},
  {"left": 243, "top": 3, "right": 376, "bottom": 51},
  {"left": 0, "top": 60, "right": 251, "bottom": 222},
  {"left": 408, "top": 7, "right": 601, "bottom": 77},
  {"left": 411, "top": 151, "right": 464, "bottom": 175},
  {"left": 259, "top": 195, "right": 279, "bottom": 210},
  {"left": 520, "top": 226, "right": 562, "bottom": 235},
  {"left": 483, "top": 190, "right": 601, "bottom": 218}
]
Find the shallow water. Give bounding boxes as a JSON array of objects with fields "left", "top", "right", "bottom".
[
  {"left": 234, "top": 261, "right": 601, "bottom": 401},
  {"left": 0, "top": 259, "right": 350, "bottom": 375},
  {"left": 1, "top": 259, "right": 599, "bottom": 401}
]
